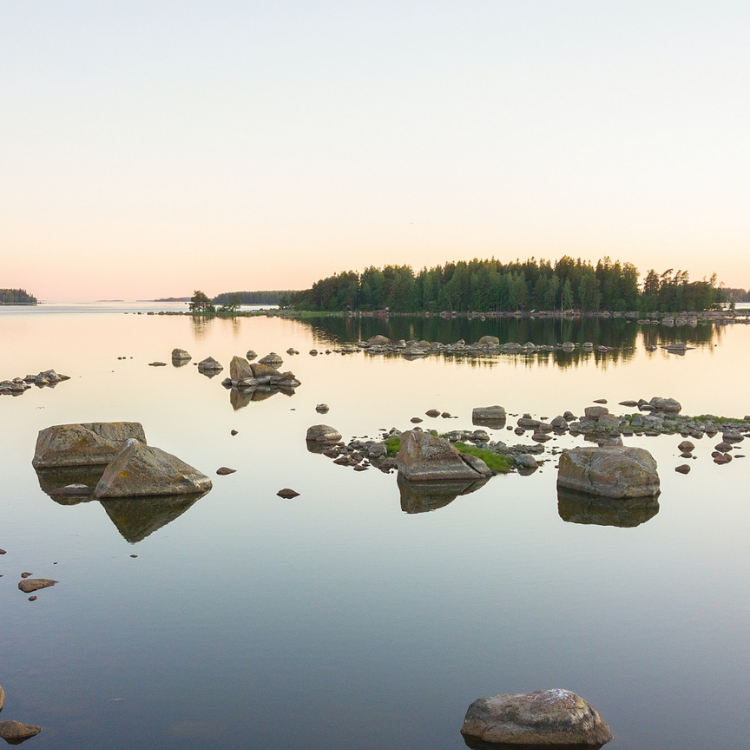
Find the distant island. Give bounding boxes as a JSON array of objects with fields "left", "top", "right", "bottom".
[
  {"left": 96, "top": 299, "right": 124, "bottom": 302},
  {"left": 288, "top": 256, "right": 725, "bottom": 313},
  {"left": 147, "top": 297, "right": 192, "bottom": 302},
  {"left": 212, "top": 290, "right": 295, "bottom": 306},
  {"left": 0, "top": 288, "right": 37, "bottom": 305}
]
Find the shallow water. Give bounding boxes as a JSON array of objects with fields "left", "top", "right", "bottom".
[{"left": 1, "top": 306, "right": 749, "bottom": 750}]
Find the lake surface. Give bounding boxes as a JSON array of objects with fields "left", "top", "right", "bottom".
[{"left": 1, "top": 304, "right": 749, "bottom": 750}]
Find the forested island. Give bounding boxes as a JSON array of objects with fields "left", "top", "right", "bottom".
[
  {"left": 213, "top": 290, "right": 294, "bottom": 306},
  {"left": 288, "top": 257, "right": 724, "bottom": 313},
  {"left": 0, "top": 288, "right": 37, "bottom": 305}
]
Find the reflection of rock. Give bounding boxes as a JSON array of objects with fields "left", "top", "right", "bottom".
[
  {"left": 557, "top": 446, "right": 660, "bottom": 498},
  {"left": 472, "top": 406, "right": 506, "bottom": 429},
  {"left": 32, "top": 422, "right": 147, "bottom": 468},
  {"left": 557, "top": 487, "right": 660, "bottom": 528},
  {"left": 461, "top": 689, "right": 612, "bottom": 748},
  {"left": 99, "top": 492, "right": 207, "bottom": 543},
  {"left": 229, "top": 386, "right": 295, "bottom": 410},
  {"left": 94, "top": 439, "right": 212, "bottom": 498},
  {"left": 35, "top": 465, "right": 106, "bottom": 504},
  {"left": 398, "top": 475, "right": 489, "bottom": 514}
]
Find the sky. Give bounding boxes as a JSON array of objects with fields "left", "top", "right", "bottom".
[{"left": 1, "top": 1, "right": 748, "bottom": 300}]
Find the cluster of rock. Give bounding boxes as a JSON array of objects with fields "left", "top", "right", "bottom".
[
  {"left": 32, "top": 422, "right": 212, "bottom": 499},
  {"left": 215, "top": 353, "right": 301, "bottom": 406},
  {"left": 338, "top": 335, "right": 626, "bottom": 360},
  {"left": 0, "top": 369, "right": 70, "bottom": 396},
  {"left": 0, "top": 684, "right": 42, "bottom": 741}
]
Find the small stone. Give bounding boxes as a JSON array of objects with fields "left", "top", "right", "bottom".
[
  {"left": 410, "top": 417, "right": 423, "bottom": 423},
  {"left": 28, "top": 596, "right": 37, "bottom": 601},
  {"left": 678, "top": 440, "right": 695, "bottom": 452},
  {"left": 148, "top": 362, "right": 167, "bottom": 367},
  {"left": 715, "top": 442, "right": 733, "bottom": 453},
  {"left": 675, "top": 464, "right": 691, "bottom": 474},
  {"left": 18, "top": 578, "right": 58, "bottom": 594},
  {"left": 593, "top": 398, "right": 607, "bottom": 404},
  {"left": 0, "top": 548, "right": 5, "bottom": 554},
  {"left": 425, "top": 409, "right": 441, "bottom": 418},
  {"left": 21, "top": 572, "right": 32, "bottom": 578},
  {"left": 231, "top": 430, "right": 238, "bottom": 436},
  {"left": 130, "top": 554, "right": 138, "bottom": 558},
  {"left": 315, "top": 404, "right": 329, "bottom": 414},
  {"left": 216, "top": 467, "right": 236, "bottom": 475},
  {"left": 277, "top": 488, "right": 300, "bottom": 499},
  {"left": 353, "top": 465, "right": 368, "bottom": 472}
]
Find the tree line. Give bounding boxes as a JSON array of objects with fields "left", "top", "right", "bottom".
[
  {"left": 213, "top": 290, "right": 294, "bottom": 306},
  {"left": 287, "top": 257, "right": 723, "bottom": 313},
  {"left": 0, "top": 288, "right": 37, "bottom": 305}
]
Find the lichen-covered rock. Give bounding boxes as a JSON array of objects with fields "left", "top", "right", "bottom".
[
  {"left": 472, "top": 405, "right": 507, "bottom": 423},
  {"left": 306, "top": 425, "right": 342, "bottom": 444},
  {"left": 94, "top": 439, "right": 212, "bottom": 498},
  {"left": 461, "top": 689, "right": 613, "bottom": 746},
  {"left": 258, "top": 352, "right": 283, "bottom": 367},
  {"left": 0, "top": 721, "right": 42, "bottom": 741},
  {"left": 584, "top": 406, "right": 609, "bottom": 420},
  {"left": 397, "top": 429, "right": 492, "bottom": 482},
  {"left": 18, "top": 578, "right": 58, "bottom": 594},
  {"left": 367, "top": 335, "right": 391, "bottom": 346},
  {"left": 32, "top": 423, "right": 147, "bottom": 468},
  {"left": 477, "top": 335, "right": 500, "bottom": 346},
  {"left": 197, "top": 356, "right": 223, "bottom": 372},
  {"left": 649, "top": 396, "right": 681, "bottom": 413},
  {"left": 557, "top": 446, "right": 660, "bottom": 498},
  {"left": 171, "top": 348, "right": 191, "bottom": 360}
]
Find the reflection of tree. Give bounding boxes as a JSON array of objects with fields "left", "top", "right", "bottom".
[{"left": 190, "top": 314, "right": 214, "bottom": 341}]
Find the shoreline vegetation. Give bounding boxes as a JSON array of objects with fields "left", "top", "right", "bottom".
[{"left": 0, "top": 288, "right": 37, "bottom": 305}]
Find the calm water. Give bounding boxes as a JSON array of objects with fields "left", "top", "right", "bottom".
[{"left": 1, "top": 305, "right": 749, "bottom": 750}]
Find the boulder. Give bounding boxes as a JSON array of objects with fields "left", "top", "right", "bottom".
[
  {"left": 649, "top": 397, "right": 682, "bottom": 413},
  {"left": 0, "top": 684, "right": 4, "bottom": 711},
  {"left": 367, "top": 335, "right": 391, "bottom": 346},
  {"left": 678, "top": 440, "right": 695, "bottom": 453},
  {"left": 32, "top": 422, "right": 147, "bottom": 468},
  {"left": 197, "top": 356, "right": 223, "bottom": 372},
  {"left": 171, "top": 348, "right": 191, "bottom": 360},
  {"left": 584, "top": 406, "right": 609, "bottom": 420},
  {"left": 250, "top": 362, "right": 282, "bottom": 379},
  {"left": 461, "top": 689, "right": 613, "bottom": 746},
  {"left": 0, "top": 721, "right": 42, "bottom": 741},
  {"left": 557, "top": 446, "right": 660, "bottom": 498},
  {"left": 246, "top": 350, "right": 257, "bottom": 360},
  {"left": 396, "top": 429, "right": 492, "bottom": 482},
  {"left": 94, "top": 439, "right": 213, "bottom": 498},
  {"left": 306, "top": 425, "right": 342, "bottom": 444},
  {"left": 477, "top": 335, "right": 500, "bottom": 346},
  {"left": 472, "top": 405, "right": 507, "bottom": 422},
  {"left": 258, "top": 352, "right": 283, "bottom": 367},
  {"left": 230, "top": 356, "right": 254, "bottom": 382},
  {"left": 315, "top": 404, "right": 330, "bottom": 414}
]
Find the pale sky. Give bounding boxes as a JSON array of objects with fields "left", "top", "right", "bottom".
[{"left": 1, "top": 1, "right": 748, "bottom": 300}]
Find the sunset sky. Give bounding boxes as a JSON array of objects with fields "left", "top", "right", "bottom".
[{"left": 1, "top": 1, "right": 748, "bottom": 300}]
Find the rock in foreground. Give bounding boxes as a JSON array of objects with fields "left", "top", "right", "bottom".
[
  {"left": 461, "top": 689, "right": 613, "bottom": 746},
  {"left": 94, "top": 439, "right": 212, "bottom": 498},
  {"left": 557, "top": 446, "right": 660, "bottom": 498},
  {"left": 0, "top": 721, "right": 42, "bottom": 741},
  {"left": 306, "top": 425, "right": 342, "bottom": 445},
  {"left": 32, "top": 423, "right": 147, "bottom": 468},
  {"left": 397, "top": 429, "right": 492, "bottom": 482}
]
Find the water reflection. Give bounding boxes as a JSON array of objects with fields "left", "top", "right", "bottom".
[
  {"left": 464, "top": 739, "right": 609, "bottom": 750},
  {"left": 398, "top": 475, "right": 489, "bottom": 514},
  {"left": 100, "top": 492, "right": 208, "bottom": 543},
  {"left": 229, "top": 385, "right": 295, "bottom": 409},
  {"left": 557, "top": 487, "right": 660, "bottom": 528},
  {"left": 35, "top": 467, "right": 209, "bottom": 542}
]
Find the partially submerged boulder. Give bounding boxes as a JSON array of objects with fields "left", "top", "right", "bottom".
[
  {"left": 197, "top": 357, "right": 223, "bottom": 373},
  {"left": 558, "top": 446, "right": 660, "bottom": 498},
  {"left": 397, "top": 429, "right": 492, "bottom": 482},
  {"left": 18, "top": 578, "right": 58, "bottom": 594},
  {"left": 477, "top": 335, "right": 500, "bottom": 346},
  {"left": 94, "top": 439, "right": 213, "bottom": 498},
  {"left": 367, "top": 335, "right": 391, "bottom": 346},
  {"left": 171, "top": 348, "right": 191, "bottom": 361},
  {"left": 258, "top": 352, "right": 283, "bottom": 368},
  {"left": 472, "top": 405, "right": 507, "bottom": 428},
  {"left": 461, "top": 689, "right": 613, "bottom": 746},
  {"left": 648, "top": 396, "right": 681, "bottom": 413},
  {"left": 0, "top": 721, "right": 42, "bottom": 742},
  {"left": 230, "top": 356, "right": 255, "bottom": 383},
  {"left": 306, "top": 425, "right": 342, "bottom": 445},
  {"left": 32, "top": 423, "right": 147, "bottom": 468}
]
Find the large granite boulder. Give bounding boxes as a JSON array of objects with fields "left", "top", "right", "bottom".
[
  {"left": 32, "top": 423, "right": 147, "bottom": 468},
  {"left": 94, "top": 439, "right": 212, "bottom": 498},
  {"left": 367, "top": 335, "right": 391, "bottom": 346},
  {"left": 461, "top": 689, "right": 613, "bottom": 746},
  {"left": 230, "top": 356, "right": 255, "bottom": 382},
  {"left": 258, "top": 352, "right": 283, "bottom": 367},
  {"left": 584, "top": 406, "right": 609, "bottom": 420},
  {"left": 171, "top": 348, "right": 191, "bottom": 361},
  {"left": 472, "top": 405, "right": 507, "bottom": 428},
  {"left": 649, "top": 396, "right": 681, "bottom": 413},
  {"left": 306, "top": 425, "right": 342, "bottom": 445},
  {"left": 397, "top": 429, "right": 492, "bottom": 482},
  {"left": 197, "top": 357, "right": 223, "bottom": 372},
  {"left": 557, "top": 447, "right": 660, "bottom": 498},
  {"left": 251, "top": 362, "right": 282, "bottom": 379}
]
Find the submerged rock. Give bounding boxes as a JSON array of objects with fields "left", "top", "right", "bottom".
[
  {"left": 171, "top": 348, "right": 192, "bottom": 361},
  {"left": 94, "top": 439, "right": 213, "bottom": 498},
  {"left": 197, "top": 356, "right": 223, "bottom": 373},
  {"left": 258, "top": 352, "right": 283, "bottom": 368},
  {"left": 367, "top": 334, "right": 391, "bottom": 346},
  {"left": 397, "top": 429, "right": 492, "bottom": 482},
  {"left": 557, "top": 446, "right": 660, "bottom": 498},
  {"left": 461, "top": 689, "right": 613, "bottom": 746},
  {"left": 472, "top": 405, "right": 507, "bottom": 427},
  {"left": 32, "top": 423, "right": 147, "bottom": 468},
  {"left": 0, "top": 721, "right": 42, "bottom": 741}
]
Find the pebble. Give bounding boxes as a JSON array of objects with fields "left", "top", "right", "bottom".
[
  {"left": 277, "top": 488, "right": 300, "bottom": 499},
  {"left": 28, "top": 596, "right": 37, "bottom": 601},
  {"left": 410, "top": 417, "right": 423, "bottom": 423},
  {"left": 21, "top": 572, "right": 32, "bottom": 578},
  {"left": 231, "top": 430, "right": 238, "bottom": 436},
  {"left": 216, "top": 467, "right": 237, "bottom": 475},
  {"left": 675, "top": 464, "right": 691, "bottom": 474}
]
